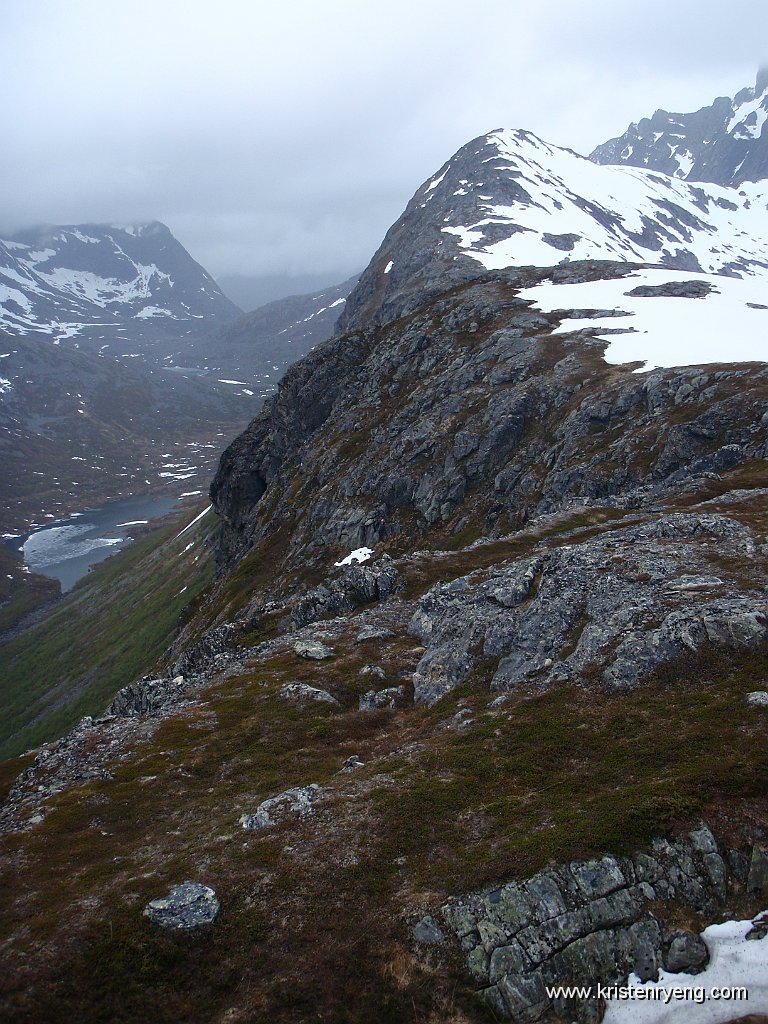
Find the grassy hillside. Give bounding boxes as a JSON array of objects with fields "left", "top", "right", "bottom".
[{"left": 0, "top": 506, "right": 217, "bottom": 760}]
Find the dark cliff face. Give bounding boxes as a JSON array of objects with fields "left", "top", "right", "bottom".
[
  {"left": 210, "top": 261, "right": 768, "bottom": 576},
  {"left": 590, "top": 70, "right": 768, "bottom": 186}
]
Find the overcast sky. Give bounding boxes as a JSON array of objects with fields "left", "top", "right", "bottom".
[{"left": 1, "top": 0, "right": 766, "bottom": 284}]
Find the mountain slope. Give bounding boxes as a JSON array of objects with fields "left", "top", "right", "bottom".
[
  {"left": 0, "top": 334, "right": 252, "bottom": 533},
  {"left": 2, "top": 98, "right": 768, "bottom": 1024},
  {"left": 3, "top": 264, "right": 768, "bottom": 1024},
  {"left": 339, "top": 128, "right": 768, "bottom": 332},
  {"left": 0, "top": 222, "right": 240, "bottom": 362},
  {"left": 169, "top": 273, "right": 359, "bottom": 396},
  {"left": 591, "top": 69, "right": 768, "bottom": 186}
]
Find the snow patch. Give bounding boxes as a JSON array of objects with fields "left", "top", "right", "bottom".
[
  {"left": 519, "top": 269, "right": 768, "bottom": 371},
  {"left": 175, "top": 505, "right": 212, "bottom": 538},
  {"left": 334, "top": 547, "right": 374, "bottom": 567},
  {"left": 603, "top": 912, "right": 768, "bottom": 1023}
]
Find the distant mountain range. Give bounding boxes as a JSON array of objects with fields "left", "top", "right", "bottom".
[
  {"left": 591, "top": 68, "right": 768, "bottom": 185},
  {"left": 0, "top": 220, "right": 357, "bottom": 533}
]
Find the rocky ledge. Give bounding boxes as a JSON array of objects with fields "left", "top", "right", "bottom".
[{"left": 425, "top": 826, "right": 768, "bottom": 1021}]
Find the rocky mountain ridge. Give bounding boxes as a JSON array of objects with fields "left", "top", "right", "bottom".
[
  {"left": 591, "top": 68, "right": 768, "bottom": 186},
  {"left": 212, "top": 264, "right": 768, "bottom": 570}
]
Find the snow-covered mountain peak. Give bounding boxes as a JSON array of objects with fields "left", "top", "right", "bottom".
[
  {"left": 0, "top": 220, "right": 239, "bottom": 357},
  {"left": 340, "top": 125, "right": 768, "bottom": 333},
  {"left": 727, "top": 74, "right": 768, "bottom": 141}
]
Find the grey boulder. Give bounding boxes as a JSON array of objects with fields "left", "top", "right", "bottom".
[{"left": 143, "top": 881, "right": 220, "bottom": 930}]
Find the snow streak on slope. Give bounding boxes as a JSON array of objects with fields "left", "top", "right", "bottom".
[
  {"left": 437, "top": 130, "right": 768, "bottom": 278},
  {"left": 520, "top": 269, "right": 768, "bottom": 371}
]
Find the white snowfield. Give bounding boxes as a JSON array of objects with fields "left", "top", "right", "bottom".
[
  {"left": 438, "top": 129, "right": 768, "bottom": 279},
  {"left": 519, "top": 269, "right": 768, "bottom": 371},
  {"left": 603, "top": 914, "right": 768, "bottom": 1023},
  {"left": 728, "top": 85, "right": 768, "bottom": 140}
]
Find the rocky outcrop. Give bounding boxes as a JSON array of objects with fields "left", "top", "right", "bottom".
[
  {"left": 280, "top": 682, "right": 340, "bottom": 706},
  {"left": 240, "top": 784, "right": 325, "bottom": 831},
  {"left": 108, "top": 674, "right": 190, "bottom": 718},
  {"left": 358, "top": 686, "right": 406, "bottom": 711},
  {"left": 437, "top": 825, "right": 762, "bottom": 1021},
  {"left": 290, "top": 557, "right": 401, "bottom": 628},
  {"left": 409, "top": 513, "right": 767, "bottom": 704}
]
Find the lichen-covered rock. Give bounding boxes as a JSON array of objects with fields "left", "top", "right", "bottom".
[
  {"left": 355, "top": 626, "right": 395, "bottom": 643},
  {"left": 359, "top": 686, "right": 406, "bottom": 711},
  {"left": 440, "top": 825, "right": 743, "bottom": 1019},
  {"left": 663, "top": 930, "right": 710, "bottom": 974},
  {"left": 143, "top": 882, "right": 220, "bottom": 930},
  {"left": 240, "top": 784, "right": 324, "bottom": 831},
  {"left": 293, "top": 639, "right": 334, "bottom": 661},
  {"left": 412, "top": 915, "right": 447, "bottom": 946},
  {"left": 279, "top": 682, "right": 340, "bottom": 706}
]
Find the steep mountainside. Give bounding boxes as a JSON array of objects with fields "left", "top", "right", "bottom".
[
  {"left": 180, "top": 274, "right": 359, "bottom": 397},
  {"left": 2, "top": 102, "right": 768, "bottom": 1024},
  {"left": 0, "top": 222, "right": 240, "bottom": 362},
  {"left": 339, "top": 128, "right": 768, "bottom": 332},
  {"left": 591, "top": 69, "right": 768, "bottom": 186},
  {"left": 212, "top": 262, "right": 768, "bottom": 574}
]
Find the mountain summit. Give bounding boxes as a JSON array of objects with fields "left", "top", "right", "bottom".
[
  {"left": 339, "top": 126, "right": 768, "bottom": 332},
  {"left": 590, "top": 69, "right": 768, "bottom": 186}
]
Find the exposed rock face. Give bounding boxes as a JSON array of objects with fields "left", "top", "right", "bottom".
[
  {"left": 438, "top": 825, "right": 751, "bottom": 1021},
  {"left": 143, "top": 882, "right": 220, "bottom": 930},
  {"left": 290, "top": 557, "right": 401, "bottom": 628},
  {"left": 591, "top": 69, "right": 768, "bottom": 187},
  {"left": 108, "top": 675, "right": 190, "bottom": 718},
  {"left": 409, "top": 513, "right": 767, "bottom": 703},
  {"left": 210, "top": 266, "right": 768, "bottom": 573}
]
